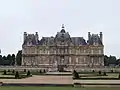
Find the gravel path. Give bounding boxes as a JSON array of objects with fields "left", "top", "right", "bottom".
[
  {"left": 1, "top": 75, "right": 120, "bottom": 84},
  {"left": 0, "top": 75, "right": 73, "bottom": 84}
]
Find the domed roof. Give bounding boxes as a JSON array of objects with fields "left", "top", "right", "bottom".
[
  {"left": 55, "top": 24, "right": 71, "bottom": 42},
  {"left": 60, "top": 24, "right": 66, "bottom": 33},
  {"left": 55, "top": 32, "right": 70, "bottom": 42},
  {"left": 60, "top": 29, "right": 66, "bottom": 33}
]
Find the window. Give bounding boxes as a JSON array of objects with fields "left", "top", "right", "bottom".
[
  {"left": 69, "top": 57, "right": 71, "bottom": 64},
  {"left": 31, "top": 48, "right": 34, "bottom": 53},
  {"left": 47, "top": 50, "right": 50, "bottom": 54},
  {"left": 84, "top": 50, "right": 86, "bottom": 53},
  {"left": 99, "top": 50, "right": 102, "bottom": 54},
  {"left": 39, "top": 50, "right": 41, "bottom": 54},
  {"left": 91, "top": 58, "right": 94, "bottom": 63},
  {"left": 76, "top": 50, "right": 78, "bottom": 54},
  {"left": 83, "top": 58, "right": 86, "bottom": 63},
  {"left": 54, "top": 50, "right": 56, "bottom": 54},
  {"left": 65, "top": 49, "right": 67, "bottom": 53},
  {"left": 99, "top": 57, "right": 101, "bottom": 63},
  {"left": 91, "top": 50, "right": 93, "bottom": 54},
  {"left": 69, "top": 49, "right": 71, "bottom": 54},
  {"left": 76, "top": 57, "right": 78, "bottom": 64}
]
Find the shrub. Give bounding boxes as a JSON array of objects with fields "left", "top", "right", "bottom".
[
  {"left": 24, "top": 69, "right": 26, "bottom": 72},
  {"left": 43, "top": 69, "right": 46, "bottom": 73},
  {"left": 98, "top": 71, "right": 102, "bottom": 75},
  {"left": 103, "top": 72, "right": 107, "bottom": 76},
  {"left": 118, "top": 73, "right": 120, "bottom": 79},
  {"left": 92, "top": 70, "right": 95, "bottom": 73},
  {"left": 15, "top": 71, "right": 19, "bottom": 79},
  {"left": 27, "top": 70, "right": 31, "bottom": 76},
  {"left": 72, "top": 70, "right": 79, "bottom": 79},
  {"left": 111, "top": 70, "right": 113, "bottom": 73},
  {"left": 3, "top": 70, "right": 7, "bottom": 75},
  {"left": 39, "top": 70, "right": 42, "bottom": 73},
  {"left": 8, "top": 70, "right": 10, "bottom": 72},
  {"left": 12, "top": 70, "right": 15, "bottom": 74}
]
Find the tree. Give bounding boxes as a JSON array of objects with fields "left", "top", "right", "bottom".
[
  {"left": 0, "top": 55, "right": 3, "bottom": 65},
  {"left": 11, "top": 54, "right": 16, "bottom": 66},
  {"left": 108, "top": 55, "right": 116, "bottom": 65},
  {"left": 7, "top": 54, "right": 12, "bottom": 65},
  {"left": 2, "top": 56, "right": 9, "bottom": 65},
  {"left": 2, "top": 56, "right": 7, "bottom": 61},
  {"left": 0, "top": 54, "right": 15, "bottom": 66},
  {"left": 104, "top": 55, "right": 118, "bottom": 66},
  {"left": 16, "top": 50, "right": 22, "bottom": 66},
  {"left": 104, "top": 55, "right": 109, "bottom": 66},
  {"left": 116, "top": 59, "right": 120, "bottom": 65}
]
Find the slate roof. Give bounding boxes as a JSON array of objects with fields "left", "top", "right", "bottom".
[{"left": 23, "top": 30, "right": 102, "bottom": 46}]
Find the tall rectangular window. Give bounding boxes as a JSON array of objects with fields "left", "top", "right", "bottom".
[
  {"left": 84, "top": 58, "right": 86, "bottom": 63},
  {"left": 91, "top": 50, "right": 93, "bottom": 54},
  {"left": 91, "top": 57, "right": 94, "bottom": 63},
  {"left": 69, "top": 57, "right": 71, "bottom": 64},
  {"left": 69, "top": 49, "right": 71, "bottom": 54},
  {"left": 76, "top": 57, "right": 78, "bottom": 64},
  {"left": 84, "top": 50, "right": 86, "bottom": 53},
  {"left": 99, "top": 50, "right": 101, "bottom": 54}
]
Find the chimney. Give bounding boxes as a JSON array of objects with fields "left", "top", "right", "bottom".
[
  {"left": 35, "top": 32, "right": 39, "bottom": 44},
  {"left": 24, "top": 32, "right": 27, "bottom": 42},
  {"left": 88, "top": 32, "right": 91, "bottom": 41},
  {"left": 100, "top": 32, "right": 103, "bottom": 42}
]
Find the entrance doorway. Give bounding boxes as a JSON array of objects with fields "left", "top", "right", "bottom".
[{"left": 57, "top": 56, "right": 66, "bottom": 72}]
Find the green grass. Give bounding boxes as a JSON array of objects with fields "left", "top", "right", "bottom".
[{"left": 0, "top": 86, "right": 120, "bottom": 90}]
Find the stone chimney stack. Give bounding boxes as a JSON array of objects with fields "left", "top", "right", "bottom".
[
  {"left": 88, "top": 32, "right": 91, "bottom": 41},
  {"left": 24, "top": 32, "right": 27, "bottom": 42},
  {"left": 100, "top": 32, "right": 103, "bottom": 43},
  {"left": 35, "top": 32, "right": 39, "bottom": 44}
]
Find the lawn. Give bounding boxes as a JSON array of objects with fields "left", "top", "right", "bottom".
[{"left": 0, "top": 87, "right": 120, "bottom": 90}]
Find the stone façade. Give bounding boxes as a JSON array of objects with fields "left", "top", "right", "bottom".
[{"left": 22, "top": 25, "right": 104, "bottom": 70}]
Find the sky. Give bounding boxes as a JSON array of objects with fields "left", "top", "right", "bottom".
[{"left": 0, "top": 0, "right": 120, "bottom": 58}]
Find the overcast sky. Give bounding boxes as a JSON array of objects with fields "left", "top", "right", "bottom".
[{"left": 0, "top": 0, "right": 120, "bottom": 58}]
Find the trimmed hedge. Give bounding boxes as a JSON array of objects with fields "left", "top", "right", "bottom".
[
  {"left": 8, "top": 70, "right": 10, "bottom": 72},
  {"left": 3, "top": 70, "right": 7, "bottom": 75},
  {"left": 27, "top": 70, "right": 32, "bottom": 76},
  {"left": 12, "top": 70, "right": 15, "bottom": 74},
  {"left": 15, "top": 71, "right": 20, "bottom": 79},
  {"left": 72, "top": 70, "right": 79, "bottom": 79},
  {"left": 24, "top": 69, "right": 26, "bottom": 72},
  {"left": 118, "top": 73, "right": 120, "bottom": 79}
]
